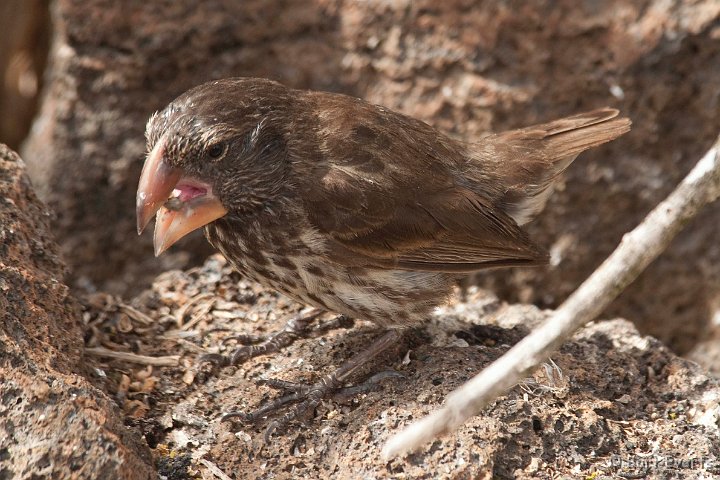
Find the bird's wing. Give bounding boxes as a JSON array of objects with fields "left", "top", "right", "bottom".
[
  {"left": 294, "top": 94, "right": 547, "bottom": 272},
  {"left": 305, "top": 182, "right": 548, "bottom": 272}
]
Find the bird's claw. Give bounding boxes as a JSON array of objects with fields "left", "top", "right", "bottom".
[
  {"left": 220, "top": 332, "right": 266, "bottom": 346},
  {"left": 219, "top": 369, "right": 405, "bottom": 440},
  {"left": 331, "top": 370, "right": 405, "bottom": 403},
  {"left": 198, "top": 352, "right": 232, "bottom": 368},
  {"left": 198, "top": 310, "right": 354, "bottom": 372}
]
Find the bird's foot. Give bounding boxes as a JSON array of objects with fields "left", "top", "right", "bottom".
[
  {"left": 200, "top": 309, "right": 354, "bottom": 368},
  {"left": 219, "top": 329, "right": 404, "bottom": 440},
  {"left": 222, "top": 370, "right": 404, "bottom": 441}
]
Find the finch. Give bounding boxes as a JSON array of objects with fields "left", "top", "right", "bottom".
[{"left": 137, "top": 77, "right": 630, "bottom": 431}]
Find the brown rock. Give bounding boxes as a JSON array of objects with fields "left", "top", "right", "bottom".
[{"left": 0, "top": 144, "right": 154, "bottom": 479}]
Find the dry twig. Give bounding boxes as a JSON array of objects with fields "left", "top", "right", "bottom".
[
  {"left": 85, "top": 347, "right": 180, "bottom": 366},
  {"left": 383, "top": 135, "right": 720, "bottom": 458},
  {"left": 118, "top": 304, "right": 155, "bottom": 326},
  {"left": 199, "top": 459, "right": 233, "bottom": 480},
  {"left": 176, "top": 292, "right": 215, "bottom": 328}
]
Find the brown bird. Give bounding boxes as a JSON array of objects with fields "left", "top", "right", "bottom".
[{"left": 137, "top": 77, "right": 630, "bottom": 434}]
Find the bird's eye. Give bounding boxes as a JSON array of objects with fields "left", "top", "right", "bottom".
[{"left": 207, "top": 142, "right": 227, "bottom": 159}]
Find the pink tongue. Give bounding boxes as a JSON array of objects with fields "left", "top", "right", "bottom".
[{"left": 175, "top": 183, "right": 207, "bottom": 202}]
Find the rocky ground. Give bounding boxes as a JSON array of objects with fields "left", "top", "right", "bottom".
[
  {"left": 77, "top": 254, "right": 720, "bottom": 479},
  {"left": 3, "top": 0, "right": 720, "bottom": 478}
]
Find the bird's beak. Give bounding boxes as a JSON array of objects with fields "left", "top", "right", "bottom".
[{"left": 136, "top": 139, "right": 228, "bottom": 256}]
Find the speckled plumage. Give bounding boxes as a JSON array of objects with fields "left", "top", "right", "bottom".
[{"left": 145, "top": 77, "right": 630, "bottom": 328}]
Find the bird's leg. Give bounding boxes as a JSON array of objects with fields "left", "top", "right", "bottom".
[
  {"left": 221, "top": 329, "right": 404, "bottom": 439},
  {"left": 201, "top": 309, "right": 354, "bottom": 368}
]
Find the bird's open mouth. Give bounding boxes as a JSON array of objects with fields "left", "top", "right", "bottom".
[
  {"left": 172, "top": 182, "right": 208, "bottom": 203},
  {"left": 136, "top": 139, "right": 228, "bottom": 256}
]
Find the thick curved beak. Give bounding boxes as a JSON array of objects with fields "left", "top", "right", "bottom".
[
  {"left": 136, "top": 139, "right": 228, "bottom": 256},
  {"left": 136, "top": 140, "right": 182, "bottom": 234}
]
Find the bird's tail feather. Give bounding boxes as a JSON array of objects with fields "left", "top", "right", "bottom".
[{"left": 485, "top": 108, "right": 631, "bottom": 225}]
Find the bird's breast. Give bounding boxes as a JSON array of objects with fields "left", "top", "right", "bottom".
[{"left": 205, "top": 218, "right": 453, "bottom": 328}]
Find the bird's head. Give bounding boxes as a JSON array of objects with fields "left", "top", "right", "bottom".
[{"left": 136, "top": 78, "right": 292, "bottom": 256}]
